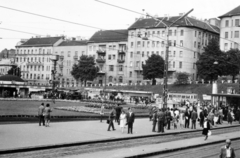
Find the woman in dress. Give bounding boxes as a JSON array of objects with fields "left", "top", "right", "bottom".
[
  {"left": 119, "top": 110, "right": 127, "bottom": 133},
  {"left": 100, "top": 104, "right": 105, "bottom": 122},
  {"left": 44, "top": 103, "right": 52, "bottom": 127},
  {"left": 179, "top": 110, "right": 185, "bottom": 128},
  {"left": 202, "top": 117, "right": 211, "bottom": 140}
]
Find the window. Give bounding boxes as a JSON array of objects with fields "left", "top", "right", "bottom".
[
  {"left": 109, "top": 76, "right": 113, "bottom": 82},
  {"left": 109, "top": 65, "right": 114, "bottom": 71},
  {"left": 131, "top": 32, "right": 134, "bottom": 38},
  {"left": 137, "top": 51, "right": 140, "bottom": 54},
  {"left": 173, "top": 51, "right": 176, "bottom": 57},
  {"left": 130, "top": 61, "right": 133, "bottom": 67},
  {"left": 180, "top": 40, "right": 183, "bottom": 47},
  {"left": 137, "top": 41, "right": 141, "bottom": 47},
  {"left": 162, "top": 31, "right": 165, "bottom": 37},
  {"left": 129, "top": 71, "right": 132, "bottom": 77},
  {"left": 225, "top": 20, "right": 229, "bottom": 27},
  {"left": 193, "top": 63, "right": 196, "bottom": 69},
  {"left": 131, "top": 42, "right": 134, "bottom": 48},
  {"left": 136, "top": 61, "right": 140, "bottom": 67},
  {"left": 179, "top": 51, "right": 183, "bottom": 57},
  {"left": 68, "top": 51, "right": 71, "bottom": 57},
  {"left": 169, "top": 30, "right": 172, "bottom": 36},
  {"left": 93, "top": 46, "right": 96, "bottom": 51},
  {"left": 173, "top": 61, "right": 175, "bottom": 68},
  {"left": 157, "top": 31, "right": 160, "bottom": 36},
  {"left": 195, "top": 31, "right": 197, "bottom": 37},
  {"left": 224, "top": 43, "right": 228, "bottom": 51},
  {"left": 235, "top": 19, "right": 239, "bottom": 27},
  {"left": 161, "top": 51, "right": 164, "bottom": 57},
  {"left": 156, "top": 51, "right": 159, "bottom": 55},
  {"left": 173, "top": 40, "right": 176, "bottom": 46},
  {"left": 42, "top": 66, "right": 44, "bottom": 71},
  {"left": 234, "top": 31, "right": 239, "bottom": 38},
  {"left": 161, "top": 41, "right": 164, "bottom": 47},
  {"left": 119, "top": 65, "right": 123, "bottom": 71},
  {"left": 147, "top": 51, "right": 150, "bottom": 57},
  {"left": 118, "top": 76, "right": 123, "bottom": 83},
  {"left": 179, "top": 62, "right": 182, "bottom": 68},
  {"left": 194, "top": 41, "right": 196, "bottom": 48},
  {"left": 180, "top": 30, "right": 184, "bottom": 36},
  {"left": 108, "top": 55, "right": 111, "bottom": 60},
  {"left": 157, "top": 41, "right": 160, "bottom": 47},
  {"left": 174, "top": 30, "right": 177, "bottom": 36},
  {"left": 142, "top": 51, "right": 144, "bottom": 57},
  {"left": 113, "top": 55, "right": 115, "bottom": 60},
  {"left": 147, "top": 41, "right": 150, "bottom": 47},
  {"left": 225, "top": 32, "right": 229, "bottom": 38},
  {"left": 142, "top": 41, "right": 145, "bottom": 47},
  {"left": 130, "top": 52, "right": 133, "bottom": 58},
  {"left": 152, "top": 41, "right": 155, "bottom": 47},
  {"left": 194, "top": 52, "right": 196, "bottom": 58}
]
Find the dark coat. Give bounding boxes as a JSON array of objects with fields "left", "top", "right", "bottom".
[
  {"left": 157, "top": 111, "right": 165, "bottom": 121},
  {"left": 191, "top": 111, "right": 198, "bottom": 120},
  {"left": 127, "top": 112, "right": 135, "bottom": 123},
  {"left": 219, "top": 146, "right": 235, "bottom": 158}
]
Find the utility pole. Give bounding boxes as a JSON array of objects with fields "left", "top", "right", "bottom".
[
  {"left": 162, "top": 9, "right": 193, "bottom": 109},
  {"left": 50, "top": 55, "right": 59, "bottom": 96}
]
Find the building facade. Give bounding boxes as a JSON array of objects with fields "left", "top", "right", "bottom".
[
  {"left": 218, "top": 5, "right": 240, "bottom": 51},
  {"left": 15, "top": 36, "right": 64, "bottom": 85},
  {"left": 54, "top": 40, "right": 88, "bottom": 87},
  {"left": 88, "top": 30, "right": 128, "bottom": 86},
  {"left": 127, "top": 16, "right": 219, "bottom": 83}
]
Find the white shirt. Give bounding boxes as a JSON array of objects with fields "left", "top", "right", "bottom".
[
  {"left": 225, "top": 146, "right": 231, "bottom": 157},
  {"left": 203, "top": 121, "right": 207, "bottom": 128}
]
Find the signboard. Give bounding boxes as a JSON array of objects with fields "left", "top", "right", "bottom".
[{"left": 202, "top": 94, "right": 211, "bottom": 100}]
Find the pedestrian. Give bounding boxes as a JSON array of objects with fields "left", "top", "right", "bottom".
[
  {"left": 44, "top": 104, "right": 52, "bottom": 127},
  {"left": 126, "top": 108, "right": 135, "bottom": 134},
  {"left": 185, "top": 108, "right": 190, "bottom": 128},
  {"left": 115, "top": 104, "right": 122, "bottom": 125},
  {"left": 199, "top": 108, "right": 205, "bottom": 128},
  {"left": 202, "top": 117, "right": 211, "bottom": 140},
  {"left": 179, "top": 110, "right": 185, "bottom": 128},
  {"left": 165, "top": 108, "right": 171, "bottom": 130},
  {"left": 219, "top": 139, "right": 236, "bottom": 158},
  {"left": 119, "top": 110, "right": 127, "bottom": 133},
  {"left": 100, "top": 104, "right": 105, "bottom": 122},
  {"left": 152, "top": 109, "right": 157, "bottom": 132},
  {"left": 38, "top": 103, "right": 45, "bottom": 126},
  {"left": 107, "top": 109, "right": 116, "bottom": 131},
  {"left": 228, "top": 109, "right": 233, "bottom": 125},
  {"left": 172, "top": 113, "right": 177, "bottom": 129},
  {"left": 191, "top": 109, "right": 198, "bottom": 129},
  {"left": 157, "top": 108, "right": 165, "bottom": 133}
]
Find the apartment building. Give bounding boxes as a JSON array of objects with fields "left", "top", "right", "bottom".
[
  {"left": 219, "top": 5, "right": 240, "bottom": 51},
  {"left": 54, "top": 40, "right": 87, "bottom": 87},
  {"left": 128, "top": 15, "right": 220, "bottom": 82},
  {"left": 15, "top": 36, "right": 64, "bottom": 85},
  {"left": 88, "top": 30, "right": 128, "bottom": 86}
]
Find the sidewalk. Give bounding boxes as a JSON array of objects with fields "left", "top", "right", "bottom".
[{"left": 0, "top": 118, "right": 239, "bottom": 152}]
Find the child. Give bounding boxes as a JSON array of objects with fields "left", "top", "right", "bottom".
[{"left": 172, "top": 113, "right": 178, "bottom": 129}]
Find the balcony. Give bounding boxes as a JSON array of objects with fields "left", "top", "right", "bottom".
[
  {"left": 96, "top": 58, "right": 106, "bottom": 63},
  {"left": 134, "top": 67, "right": 143, "bottom": 71},
  {"left": 118, "top": 49, "right": 127, "bottom": 54},
  {"left": 117, "top": 59, "right": 125, "bottom": 63},
  {"left": 59, "top": 55, "right": 64, "bottom": 60},
  {"left": 97, "top": 71, "right": 106, "bottom": 75},
  {"left": 73, "top": 55, "right": 78, "bottom": 60},
  {"left": 97, "top": 50, "right": 106, "bottom": 55},
  {"left": 26, "top": 62, "right": 43, "bottom": 66}
]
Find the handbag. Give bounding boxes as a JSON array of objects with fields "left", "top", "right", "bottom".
[
  {"left": 107, "top": 119, "right": 110, "bottom": 124},
  {"left": 208, "top": 130, "right": 212, "bottom": 136}
]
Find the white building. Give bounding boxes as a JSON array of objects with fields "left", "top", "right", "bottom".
[{"left": 218, "top": 5, "right": 240, "bottom": 51}]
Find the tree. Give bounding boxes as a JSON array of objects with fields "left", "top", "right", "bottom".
[
  {"left": 7, "top": 66, "right": 21, "bottom": 77},
  {"left": 142, "top": 54, "right": 164, "bottom": 85},
  {"left": 196, "top": 38, "right": 226, "bottom": 83},
  {"left": 174, "top": 72, "right": 189, "bottom": 85},
  {"left": 224, "top": 49, "right": 240, "bottom": 82},
  {"left": 71, "top": 55, "right": 99, "bottom": 86}
]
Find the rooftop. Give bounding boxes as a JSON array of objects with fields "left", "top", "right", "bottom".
[
  {"left": 58, "top": 40, "right": 88, "bottom": 46},
  {"left": 88, "top": 30, "right": 128, "bottom": 43},
  {"left": 17, "top": 36, "right": 63, "bottom": 47},
  {"left": 128, "top": 16, "right": 220, "bottom": 34},
  {"left": 218, "top": 5, "right": 240, "bottom": 18},
  {"left": 0, "top": 75, "right": 24, "bottom": 82}
]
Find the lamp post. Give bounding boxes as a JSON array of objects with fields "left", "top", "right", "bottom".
[
  {"left": 162, "top": 9, "right": 194, "bottom": 109},
  {"left": 50, "top": 55, "right": 59, "bottom": 95}
]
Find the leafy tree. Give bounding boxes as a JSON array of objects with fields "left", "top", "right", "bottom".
[
  {"left": 224, "top": 49, "right": 240, "bottom": 82},
  {"left": 7, "top": 66, "right": 21, "bottom": 77},
  {"left": 196, "top": 38, "right": 226, "bottom": 83},
  {"left": 71, "top": 55, "right": 99, "bottom": 86},
  {"left": 174, "top": 72, "right": 189, "bottom": 85},
  {"left": 142, "top": 54, "right": 164, "bottom": 85}
]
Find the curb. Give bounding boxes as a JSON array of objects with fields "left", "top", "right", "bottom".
[
  {"left": 125, "top": 137, "right": 240, "bottom": 158},
  {"left": 0, "top": 124, "right": 239, "bottom": 155}
]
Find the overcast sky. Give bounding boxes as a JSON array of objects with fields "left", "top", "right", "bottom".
[{"left": 0, "top": 0, "right": 239, "bottom": 51}]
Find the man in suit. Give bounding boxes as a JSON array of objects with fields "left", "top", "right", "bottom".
[
  {"left": 115, "top": 104, "right": 122, "bottom": 125},
  {"left": 107, "top": 109, "right": 116, "bottom": 131},
  {"left": 185, "top": 108, "right": 190, "bottom": 128},
  {"left": 152, "top": 109, "right": 157, "bottom": 132},
  {"left": 199, "top": 108, "right": 205, "bottom": 128},
  {"left": 126, "top": 108, "right": 135, "bottom": 134},
  {"left": 219, "top": 139, "right": 235, "bottom": 158},
  {"left": 38, "top": 103, "right": 45, "bottom": 126},
  {"left": 157, "top": 108, "right": 165, "bottom": 133},
  {"left": 191, "top": 109, "right": 198, "bottom": 129},
  {"left": 165, "top": 108, "right": 171, "bottom": 130}
]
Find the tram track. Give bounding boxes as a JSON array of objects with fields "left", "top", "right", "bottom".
[{"left": 1, "top": 125, "right": 240, "bottom": 158}]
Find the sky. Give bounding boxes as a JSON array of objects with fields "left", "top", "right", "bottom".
[{"left": 0, "top": 0, "right": 239, "bottom": 51}]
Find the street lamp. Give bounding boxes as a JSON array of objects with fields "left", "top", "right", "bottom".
[{"left": 50, "top": 55, "right": 59, "bottom": 94}]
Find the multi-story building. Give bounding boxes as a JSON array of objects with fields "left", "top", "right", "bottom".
[
  {"left": 15, "top": 36, "right": 64, "bottom": 85},
  {"left": 88, "top": 30, "right": 128, "bottom": 86},
  {"left": 54, "top": 39, "right": 88, "bottom": 87},
  {"left": 218, "top": 5, "right": 240, "bottom": 51},
  {"left": 0, "top": 48, "right": 16, "bottom": 59},
  {"left": 127, "top": 15, "right": 220, "bottom": 82}
]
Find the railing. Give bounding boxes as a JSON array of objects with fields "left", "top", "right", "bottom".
[
  {"left": 117, "top": 59, "right": 125, "bottom": 63},
  {"left": 96, "top": 50, "right": 106, "bottom": 54},
  {"left": 26, "top": 62, "right": 43, "bottom": 66},
  {"left": 118, "top": 49, "right": 127, "bottom": 54},
  {"left": 96, "top": 58, "right": 106, "bottom": 63}
]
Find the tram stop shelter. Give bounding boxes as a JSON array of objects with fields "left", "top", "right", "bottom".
[{"left": 209, "top": 93, "right": 240, "bottom": 109}]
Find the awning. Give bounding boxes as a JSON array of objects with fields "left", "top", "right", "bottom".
[{"left": 208, "top": 93, "right": 240, "bottom": 98}]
